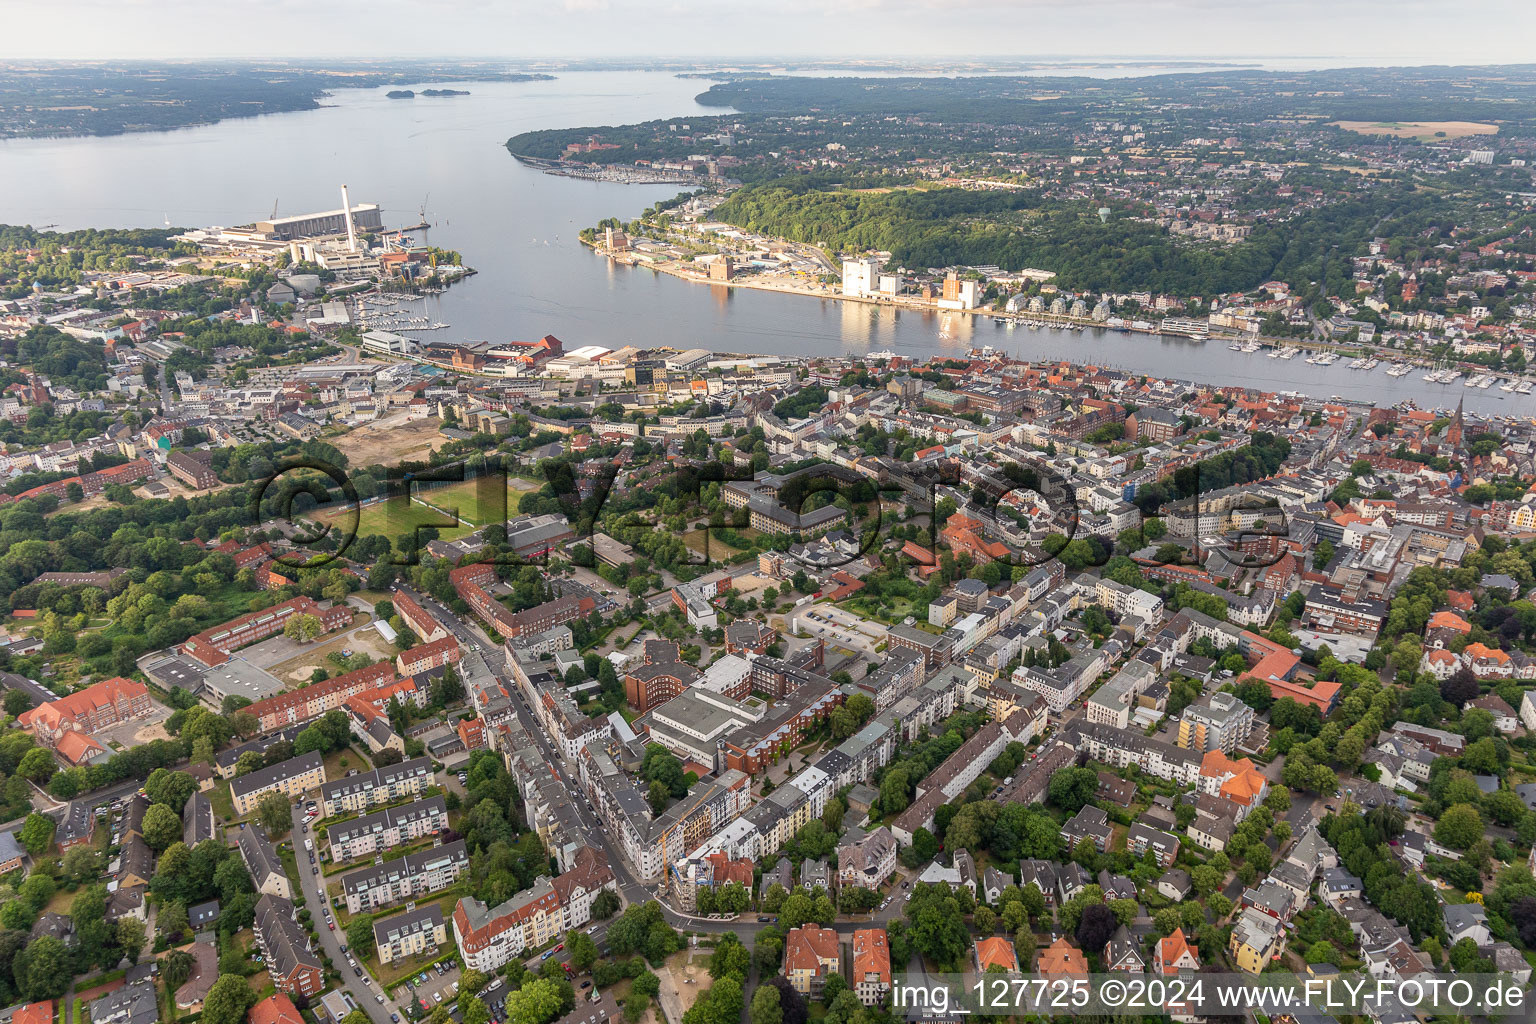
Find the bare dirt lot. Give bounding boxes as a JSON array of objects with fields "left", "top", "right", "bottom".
[
  {"left": 662, "top": 950, "right": 712, "bottom": 1017},
  {"left": 331, "top": 414, "right": 452, "bottom": 467},
  {"left": 266, "top": 620, "right": 394, "bottom": 684},
  {"left": 726, "top": 571, "right": 777, "bottom": 595},
  {"left": 1331, "top": 120, "right": 1499, "bottom": 140}
]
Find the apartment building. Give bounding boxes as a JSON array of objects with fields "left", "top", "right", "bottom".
[
  {"left": 396, "top": 636, "right": 461, "bottom": 677},
  {"left": 254, "top": 895, "right": 323, "bottom": 997},
  {"left": 320, "top": 756, "right": 434, "bottom": 817},
  {"left": 393, "top": 588, "right": 448, "bottom": 643},
  {"left": 237, "top": 826, "right": 291, "bottom": 899},
  {"left": 1176, "top": 692, "right": 1255, "bottom": 753},
  {"left": 784, "top": 925, "right": 841, "bottom": 997},
  {"left": 372, "top": 905, "right": 448, "bottom": 965},
  {"left": 851, "top": 928, "right": 891, "bottom": 1006},
  {"left": 230, "top": 752, "right": 325, "bottom": 816},
  {"left": 326, "top": 796, "right": 450, "bottom": 863},
  {"left": 452, "top": 846, "right": 617, "bottom": 972},
  {"left": 340, "top": 840, "right": 469, "bottom": 914},
  {"left": 247, "top": 662, "right": 397, "bottom": 732}
]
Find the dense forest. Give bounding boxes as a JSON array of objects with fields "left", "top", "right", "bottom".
[{"left": 710, "top": 178, "right": 1416, "bottom": 295}]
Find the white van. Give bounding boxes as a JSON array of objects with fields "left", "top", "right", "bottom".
[{"left": 304, "top": 839, "right": 313, "bottom": 852}]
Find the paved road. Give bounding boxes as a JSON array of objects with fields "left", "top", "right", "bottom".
[{"left": 290, "top": 802, "right": 400, "bottom": 1024}]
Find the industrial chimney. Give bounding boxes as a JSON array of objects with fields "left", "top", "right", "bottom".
[{"left": 340, "top": 184, "right": 359, "bottom": 252}]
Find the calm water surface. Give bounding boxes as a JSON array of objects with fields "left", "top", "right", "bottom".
[{"left": 0, "top": 71, "right": 1527, "bottom": 417}]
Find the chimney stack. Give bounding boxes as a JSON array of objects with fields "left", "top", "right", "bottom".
[{"left": 340, "top": 184, "right": 358, "bottom": 253}]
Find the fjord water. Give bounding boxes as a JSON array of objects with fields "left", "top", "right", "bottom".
[{"left": 0, "top": 71, "right": 1518, "bottom": 415}]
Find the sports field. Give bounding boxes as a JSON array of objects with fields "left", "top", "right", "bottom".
[
  {"left": 415, "top": 476, "right": 545, "bottom": 524},
  {"left": 308, "top": 476, "right": 545, "bottom": 546}
]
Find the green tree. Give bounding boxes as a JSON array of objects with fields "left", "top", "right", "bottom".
[
  {"left": 17, "top": 814, "right": 53, "bottom": 856},
  {"left": 257, "top": 792, "right": 292, "bottom": 835},
  {"left": 201, "top": 974, "right": 256, "bottom": 1024},
  {"left": 116, "top": 916, "right": 147, "bottom": 964},
  {"left": 140, "top": 803, "right": 183, "bottom": 851},
  {"left": 347, "top": 915, "right": 376, "bottom": 958},
  {"left": 16, "top": 748, "right": 56, "bottom": 784},
  {"left": 161, "top": 948, "right": 197, "bottom": 990},
  {"left": 750, "top": 980, "right": 783, "bottom": 1024},
  {"left": 145, "top": 768, "right": 198, "bottom": 813},
  {"left": 16, "top": 935, "right": 71, "bottom": 1000},
  {"left": 1433, "top": 804, "right": 1483, "bottom": 850}
]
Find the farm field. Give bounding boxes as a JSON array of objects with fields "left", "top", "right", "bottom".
[{"left": 1330, "top": 119, "right": 1499, "bottom": 140}]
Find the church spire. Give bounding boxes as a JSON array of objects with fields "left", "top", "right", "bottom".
[{"left": 1447, "top": 395, "right": 1464, "bottom": 448}]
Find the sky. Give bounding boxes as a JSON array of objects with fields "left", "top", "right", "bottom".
[{"left": 7, "top": 0, "right": 1535, "bottom": 64}]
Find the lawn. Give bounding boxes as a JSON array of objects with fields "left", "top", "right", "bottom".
[
  {"left": 323, "top": 746, "right": 372, "bottom": 782},
  {"left": 310, "top": 496, "right": 476, "bottom": 548},
  {"left": 210, "top": 779, "right": 236, "bottom": 823},
  {"left": 682, "top": 526, "right": 762, "bottom": 561}
]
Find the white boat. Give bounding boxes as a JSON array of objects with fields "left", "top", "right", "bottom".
[
  {"left": 1267, "top": 347, "right": 1281, "bottom": 358},
  {"left": 868, "top": 349, "right": 897, "bottom": 360},
  {"left": 1517, "top": 381, "right": 1533, "bottom": 395},
  {"left": 1278, "top": 347, "right": 1299, "bottom": 359},
  {"left": 1501, "top": 380, "right": 1518, "bottom": 392}
]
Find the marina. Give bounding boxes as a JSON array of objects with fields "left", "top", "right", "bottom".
[{"left": 0, "top": 72, "right": 1528, "bottom": 418}]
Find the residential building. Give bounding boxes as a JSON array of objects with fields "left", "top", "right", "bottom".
[
  {"left": 230, "top": 752, "right": 324, "bottom": 816},
  {"left": 238, "top": 826, "right": 292, "bottom": 899},
  {"left": 254, "top": 895, "right": 324, "bottom": 997},
  {"left": 340, "top": 840, "right": 469, "bottom": 914},
  {"left": 326, "top": 796, "right": 449, "bottom": 863},
  {"left": 784, "top": 925, "right": 841, "bottom": 997},
  {"left": 373, "top": 905, "right": 448, "bottom": 965},
  {"left": 851, "top": 928, "right": 891, "bottom": 1006},
  {"left": 320, "top": 756, "right": 434, "bottom": 817}
]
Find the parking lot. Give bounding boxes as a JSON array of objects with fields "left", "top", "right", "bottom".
[
  {"left": 788, "top": 605, "right": 887, "bottom": 657},
  {"left": 396, "top": 962, "right": 462, "bottom": 1017}
]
